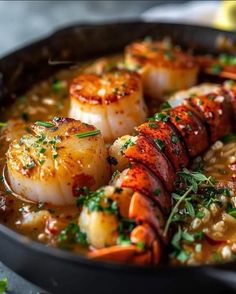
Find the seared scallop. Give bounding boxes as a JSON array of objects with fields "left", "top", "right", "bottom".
[
  {"left": 69, "top": 69, "right": 147, "bottom": 143},
  {"left": 6, "top": 117, "right": 110, "bottom": 205},
  {"left": 125, "top": 39, "right": 199, "bottom": 101}
]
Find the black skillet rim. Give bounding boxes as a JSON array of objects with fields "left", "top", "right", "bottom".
[{"left": 0, "top": 20, "right": 236, "bottom": 275}]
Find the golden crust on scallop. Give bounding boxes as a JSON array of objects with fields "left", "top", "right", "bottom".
[
  {"left": 70, "top": 69, "right": 141, "bottom": 105},
  {"left": 125, "top": 40, "right": 197, "bottom": 70}
]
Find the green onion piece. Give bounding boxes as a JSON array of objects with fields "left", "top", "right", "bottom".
[
  {"left": 220, "top": 133, "right": 236, "bottom": 143},
  {"left": 0, "top": 277, "right": 8, "bottom": 293},
  {"left": 0, "top": 122, "right": 7, "bottom": 127},
  {"left": 228, "top": 208, "right": 236, "bottom": 218},
  {"left": 35, "top": 121, "right": 55, "bottom": 128},
  {"left": 211, "top": 64, "right": 223, "bottom": 74},
  {"left": 75, "top": 129, "right": 101, "bottom": 138}
]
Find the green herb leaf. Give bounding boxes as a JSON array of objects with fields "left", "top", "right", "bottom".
[
  {"left": 171, "top": 134, "right": 179, "bottom": 144},
  {"left": 154, "top": 112, "right": 170, "bottom": 122},
  {"left": 58, "top": 223, "right": 88, "bottom": 246},
  {"left": 75, "top": 129, "right": 101, "bottom": 138},
  {"left": 154, "top": 138, "right": 165, "bottom": 150},
  {"left": 160, "top": 101, "right": 171, "bottom": 111},
  {"left": 195, "top": 243, "right": 202, "bottom": 253},
  {"left": 181, "top": 231, "right": 194, "bottom": 243},
  {"left": 0, "top": 277, "right": 8, "bottom": 293},
  {"left": 220, "top": 133, "right": 236, "bottom": 143},
  {"left": 196, "top": 211, "right": 205, "bottom": 219},
  {"left": 211, "top": 64, "right": 223, "bottom": 74},
  {"left": 136, "top": 241, "right": 145, "bottom": 250},
  {"left": 154, "top": 188, "right": 161, "bottom": 196},
  {"left": 171, "top": 226, "right": 182, "bottom": 250},
  {"left": 35, "top": 121, "right": 55, "bottom": 128},
  {"left": 117, "top": 235, "right": 131, "bottom": 246},
  {"left": 52, "top": 79, "right": 63, "bottom": 91},
  {"left": 186, "top": 201, "right": 195, "bottom": 218},
  {"left": 227, "top": 208, "right": 236, "bottom": 218},
  {"left": 21, "top": 112, "right": 29, "bottom": 122},
  {"left": 121, "top": 138, "right": 135, "bottom": 152},
  {"left": 177, "top": 250, "right": 190, "bottom": 263}
]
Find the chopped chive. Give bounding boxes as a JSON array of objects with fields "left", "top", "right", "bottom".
[
  {"left": 0, "top": 122, "right": 7, "bottom": 127},
  {"left": 35, "top": 121, "right": 55, "bottom": 128},
  {"left": 75, "top": 129, "right": 101, "bottom": 138}
]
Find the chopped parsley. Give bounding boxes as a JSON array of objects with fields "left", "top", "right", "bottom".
[
  {"left": 211, "top": 64, "right": 223, "bottom": 74},
  {"left": 171, "top": 134, "right": 179, "bottom": 143},
  {"left": 219, "top": 54, "right": 236, "bottom": 66},
  {"left": 117, "top": 218, "right": 136, "bottom": 246},
  {"left": 76, "top": 187, "right": 118, "bottom": 215},
  {"left": 154, "top": 112, "right": 169, "bottom": 122},
  {"left": 154, "top": 138, "right": 165, "bottom": 150},
  {"left": 0, "top": 122, "right": 7, "bottom": 127},
  {"left": 160, "top": 101, "right": 171, "bottom": 111},
  {"left": 121, "top": 138, "right": 135, "bottom": 152},
  {"left": 227, "top": 208, "right": 236, "bottom": 218},
  {"left": 58, "top": 223, "right": 88, "bottom": 246},
  {"left": 149, "top": 123, "right": 158, "bottom": 129},
  {"left": 52, "top": 79, "right": 63, "bottom": 91}
]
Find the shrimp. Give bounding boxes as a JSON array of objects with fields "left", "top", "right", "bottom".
[
  {"left": 124, "top": 39, "right": 199, "bottom": 101},
  {"left": 6, "top": 117, "right": 110, "bottom": 205},
  {"left": 108, "top": 135, "right": 135, "bottom": 173},
  {"left": 78, "top": 186, "right": 133, "bottom": 249},
  {"left": 69, "top": 69, "right": 147, "bottom": 143}
]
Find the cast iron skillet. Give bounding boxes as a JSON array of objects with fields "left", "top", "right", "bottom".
[{"left": 1, "top": 21, "right": 236, "bottom": 294}]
